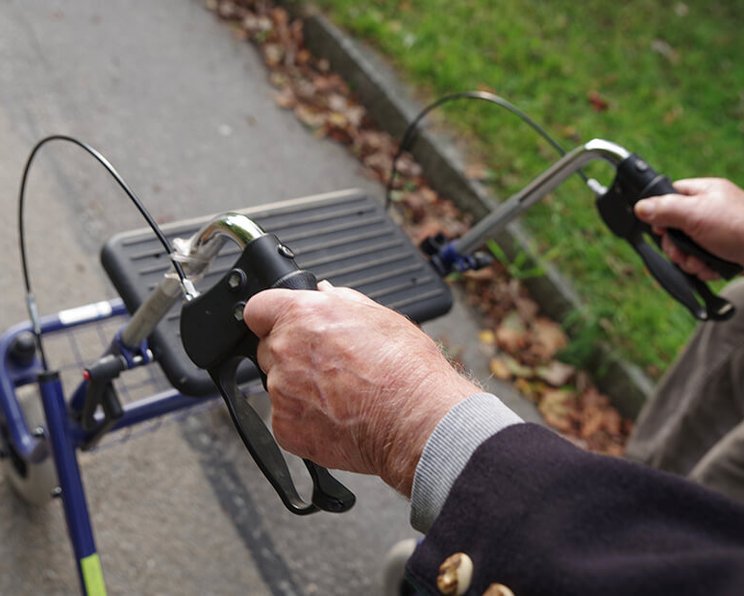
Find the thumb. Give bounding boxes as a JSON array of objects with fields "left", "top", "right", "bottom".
[{"left": 634, "top": 195, "right": 698, "bottom": 231}]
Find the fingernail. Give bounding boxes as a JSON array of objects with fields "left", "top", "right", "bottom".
[
  {"left": 317, "top": 280, "right": 334, "bottom": 290},
  {"left": 635, "top": 200, "right": 654, "bottom": 220}
]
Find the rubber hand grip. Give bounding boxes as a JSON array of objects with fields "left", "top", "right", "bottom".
[
  {"left": 633, "top": 240, "right": 706, "bottom": 320},
  {"left": 622, "top": 157, "right": 742, "bottom": 279}
]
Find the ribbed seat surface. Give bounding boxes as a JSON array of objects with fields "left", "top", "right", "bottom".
[{"left": 101, "top": 189, "right": 452, "bottom": 395}]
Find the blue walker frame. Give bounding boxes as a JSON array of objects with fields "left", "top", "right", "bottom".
[{"left": 0, "top": 297, "right": 219, "bottom": 595}]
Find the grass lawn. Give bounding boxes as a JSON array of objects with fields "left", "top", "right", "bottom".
[{"left": 310, "top": 0, "right": 744, "bottom": 377}]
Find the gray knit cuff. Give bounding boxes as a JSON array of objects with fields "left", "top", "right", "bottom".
[{"left": 409, "top": 393, "right": 523, "bottom": 533}]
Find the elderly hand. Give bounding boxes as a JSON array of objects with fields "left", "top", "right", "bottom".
[
  {"left": 244, "top": 281, "right": 480, "bottom": 497},
  {"left": 634, "top": 178, "right": 744, "bottom": 280}
]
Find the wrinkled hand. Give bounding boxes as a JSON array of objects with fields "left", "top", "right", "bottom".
[
  {"left": 244, "top": 282, "right": 480, "bottom": 497},
  {"left": 634, "top": 178, "right": 744, "bottom": 280}
]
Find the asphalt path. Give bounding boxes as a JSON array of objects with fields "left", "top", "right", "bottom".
[{"left": 0, "top": 1, "right": 537, "bottom": 594}]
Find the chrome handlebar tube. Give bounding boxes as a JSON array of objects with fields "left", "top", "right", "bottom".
[
  {"left": 120, "top": 213, "right": 266, "bottom": 349},
  {"left": 453, "top": 139, "right": 629, "bottom": 255}
]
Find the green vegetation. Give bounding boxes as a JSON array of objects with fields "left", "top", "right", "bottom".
[{"left": 312, "top": 0, "right": 744, "bottom": 377}]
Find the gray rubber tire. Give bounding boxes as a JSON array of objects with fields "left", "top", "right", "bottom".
[
  {"left": 381, "top": 538, "right": 418, "bottom": 596},
  {"left": 3, "top": 385, "right": 57, "bottom": 506}
]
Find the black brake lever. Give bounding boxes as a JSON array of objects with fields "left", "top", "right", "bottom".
[
  {"left": 596, "top": 154, "right": 739, "bottom": 321},
  {"left": 180, "top": 232, "right": 355, "bottom": 515}
]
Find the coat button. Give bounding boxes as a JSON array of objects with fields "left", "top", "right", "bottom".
[
  {"left": 437, "top": 552, "right": 473, "bottom": 595},
  {"left": 483, "top": 583, "right": 514, "bottom": 596}
]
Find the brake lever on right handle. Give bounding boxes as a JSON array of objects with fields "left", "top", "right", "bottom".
[
  {"left": 180, "top": 220, "right": 355, "bottom": 515},
  {"left": 596, "top": 154, "right": 740, "bottom": 321}
]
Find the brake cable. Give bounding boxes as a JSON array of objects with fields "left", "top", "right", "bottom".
[
  {"left": 385, "top": 90, "right": 591, "bottom": 210},
  {"left": 17, "top": 135, "right": 188, "bottom": 371}
]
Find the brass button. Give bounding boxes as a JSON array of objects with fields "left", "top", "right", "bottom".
[
  {"left": 437, "top": 552, "right": 473, "bottom": 595},
  {"left": 483, "top": 583, "right": 514, "bottom": 596}
]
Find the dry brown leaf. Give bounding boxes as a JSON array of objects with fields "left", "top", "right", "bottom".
[
  {"left": 603, "top": 443, "right": 625, "bottom": 457},
  {"left": 311, "top": 72, "right": 348, "bottom": 95},
  {"left": 479, "top": 329, "right": 496, "bottom": 346},
  {"left": 326, "top": 111, "right": 349, "bottom": 129},
  {"left": 217, "top": 0, "right": 237, "bottom": 18},
  {"left": 539, "top": 389, "right": 576, "bottom": 433},
  {"left": 489, "top": 357, "right": 511, "bottom": 380},
  {"left": 529, "top": 317, "right": 568, "bottom": 361},
  {"left": 505, "top": 355, "right": 533, "bottom": 379},
  {"left": 294, "top": 104, "right": 325, "bottom": 129},
  {"left": 296, "top": 48, "right": 311, "bottom": 66},
  {"left": 327, "top": 93, "right": 348, "bottom": 112},
  {"left": 463, "top": 267, "right": 497, "bottom": 282},
  {"left": 361, "top": 151, "right": 393, "bottom": 179},
  {"left": 579, "top": 409, "right": 605, "bottom": 439},
  {"left": 262, "top": 43, "right": 283, "bottom": 67},
  {"left": 535, "top": 361, "right": 575, "bottom": 387},
  {"left": 465, "top": 162, "right": 491, "bottom": 181},
  {"left": 513, "top": 378, "right": 540, "bottom": 402},
  {"left": 514, "top": 295, "right": 539, "bottom": 323},
  {"left": 588, "top": 90, "right": 610, "bottom": 112},
  {"left": 394, "top": 153, "right": 422, "bottom": 179},
  {"left": 495, "top": 311, "right": 529, "bottom": 352},
  {"left": 399, "top": 188, "right": 437, "bottom": 223},
  {"left": 274, "top": 87, "right": 296, "bottom": 109},
  {"left": 603, "top": 409, "right": 623, "bottom": 436},
  {"left": 271, "top": 6, "right": 289, "bottom": 28}
]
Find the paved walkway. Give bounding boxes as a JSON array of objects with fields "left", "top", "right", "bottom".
[{"left": 0, "top": 1, "right": 536, "bottom": 594}]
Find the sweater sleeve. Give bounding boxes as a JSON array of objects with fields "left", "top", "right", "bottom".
[{"left": 409, "top": 392, "right": 523, "bottom": 533}]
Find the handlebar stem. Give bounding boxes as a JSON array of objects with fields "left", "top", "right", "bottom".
[{"left": 453, "top": 139, "right": 630, "bottom": 255}]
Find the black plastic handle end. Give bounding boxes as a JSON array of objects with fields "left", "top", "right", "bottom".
[
  {"left": 619, "top": 156, "right": 743, "bottom": 280},
  {"left": 305, "top": 460, "right": 356, "bottom": 513}
]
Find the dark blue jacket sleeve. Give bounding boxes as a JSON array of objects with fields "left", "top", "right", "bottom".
[{"left": 407, "top": 423, "right": 744, "bottom": 595}]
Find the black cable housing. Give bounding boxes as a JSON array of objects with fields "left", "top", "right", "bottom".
[
  {"left": 385, "top": 90, "right": 589, "bottom": 210},
  {"left": 18, "top": 135, "right": 186, "bottom": 371}
]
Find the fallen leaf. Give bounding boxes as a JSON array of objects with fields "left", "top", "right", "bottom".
[
  {"left": 502, "top": 354, "right": 533, "bottom": 379},
  {"left": 393, "top": 152, "right": 422, "bottom": 179},
  {"left": 495, "top": 311, "right": 529, "bottom": 352},
  {"left": 663, "top": 105, "right": 684, "bottom": 125},
  {"left": 294, "top": 104, "right": 325, "bottom": 129},
  {"left": 262, "top": 43, "right": 283, "bottom": 66},
  {"left": 296, "top": 48, "right": 311, "bottom": 65},
  {"left": 489, "top": 357, "right": 511, "bottom": 380},
  {"left": 217, "top": 0, "right": 237, "bottom": 18},
  {"left": 274, "top": 87, "right": 296, "bottom": 109},
  {"left": 268, "top": 70, "right": 289, "bottom": 88},
  {"left": 535, "top": 361, "right": 575, "bottom": 386},
  {"left": 579, "top": 409, "right": 605, "bottom": 439},
  {"left": 529, "top": 317, "right": 568, "bottom": 361},
  {"left": 539, "top": 389, "right": 575, "bottom": 433},
  {"left": 587, "top": 90, "right": 609, "bottom": 112},
  {"left": 514, "top": 378, "right": 541, "bottom": 402},
  {"left": 465, "top": 162, "right": 492, "bottom": 181},
  {"left": 463, "top": 267, "right": 497, "bottom": 282},
  {"left": 479, "top": 329, "right": 496, "bottom": 346},
  {"left": 650, "top": 39, "right": 679, "bottom": 64},
  {"left": 514, "top": 295, "right": 539, "bottom": 323}
]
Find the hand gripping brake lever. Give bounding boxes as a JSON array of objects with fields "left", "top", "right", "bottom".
[
  {"left": 596, "top": 154, "right": 741, "bottom": 321},
  {"left": 179, "top": 213, "right": 355, "bottom": 515},
  {"left": 421, "top": 139, "right": 738, "bottom": 322}
]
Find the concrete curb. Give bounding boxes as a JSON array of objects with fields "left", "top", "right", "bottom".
[{"left": 291, "top": 6, "right": 654, "bottom": 417}]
